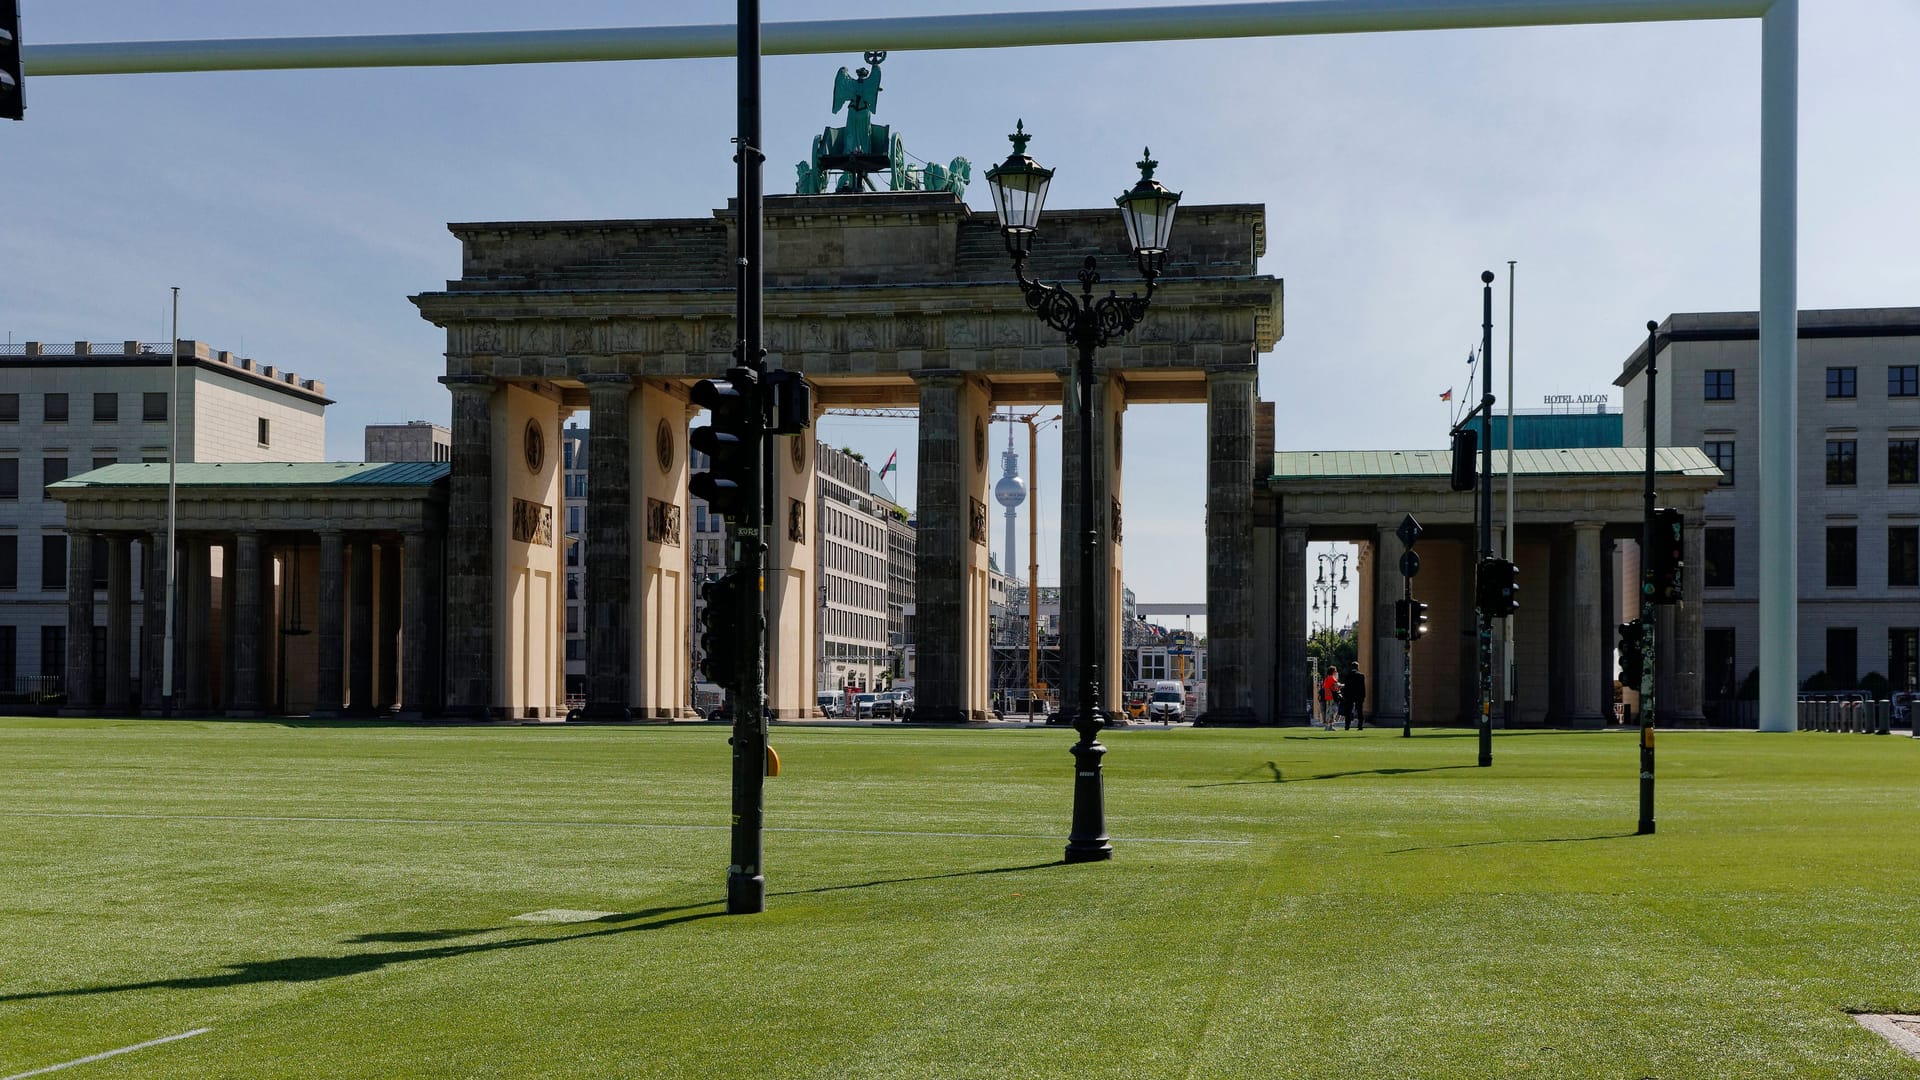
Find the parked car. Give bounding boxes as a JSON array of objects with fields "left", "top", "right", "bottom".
[{"left": 852, "top": 693, "right": 880, "bottom": 718}]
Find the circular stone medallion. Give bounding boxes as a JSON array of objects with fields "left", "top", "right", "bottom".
[
  {"left": 523, "top": 419, "right": 545, "bottom": 475},
  {"left": 656, "top": 418, "right": 675, "bottom": 475}
]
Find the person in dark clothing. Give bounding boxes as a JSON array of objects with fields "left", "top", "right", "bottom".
[{"left": 1342, "top": 661, "right": 1368, "bottom": 730}]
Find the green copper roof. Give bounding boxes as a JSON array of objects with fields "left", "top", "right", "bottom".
[
  {"left": 51, "top": 462, "right": 451, "bottom": 489},
  {"left": 1271, "top": 447, "right": 1720, "bottom": 480}
]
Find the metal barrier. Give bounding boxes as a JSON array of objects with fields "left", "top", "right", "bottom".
[{"left": 1800, "top": 698, "right": 1894, "bottom": 734}]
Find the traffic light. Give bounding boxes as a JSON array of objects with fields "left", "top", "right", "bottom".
[
  {"left": 698, "top": 572, "right": 755, "bottom": 689},
  {"left": 767, "top": 369, "right": 813, "bottom": 436},
  {"left": 1, "top": 2, "right": 23, "bottom": 122},
  {"left": 1393, "top": 599, "right": 1431, "bottom": 641},
  {"left": 1646, "top": 507, "right": 1684, "bottom": 605},
  {"left": 1449, "top": 428, "right": 1478, "bottom": 491},
  {"left": 689, "top": 367, "right": 762, "bottom": 521},
  {"left": 1475, "top": 557, "right": 1519, "bottom": 617},
  {"left": 1617, "top": 619, "right": 1645, "bottom": 686}
]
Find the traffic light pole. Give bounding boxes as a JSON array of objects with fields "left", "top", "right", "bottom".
[
  {"left": 726, "top": 0, "right": 769, "bottom": 915},
  {"left": 1402, "top": 571, "right": 1413, "bottom": 739},
  {"left": 1639, "top": 320, "right": 1658, "bottom": 836},
  {"left": 1477, "top": 270, "right": 1495, "bottom": 768}
]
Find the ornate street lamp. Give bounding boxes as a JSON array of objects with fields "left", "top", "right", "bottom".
[{"left": 985, "top": 121, "right": 1179, "bottom": 865}]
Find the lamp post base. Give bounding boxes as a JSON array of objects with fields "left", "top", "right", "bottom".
[
  {"left": 726, "top": 870, "right": 765, "bottom": 914},
  {"left": 1063, "top": 736, "right": 1112, "bottom": 863}
]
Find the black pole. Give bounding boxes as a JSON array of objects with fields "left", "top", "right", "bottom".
[
  {"left": 726, "top": 0, "right": 769, "bottom": 915},
  {"left": 1402, "top": 570, "right": 1413, "bottom": 738},
  {"left": 1477, "top": 270, "right": 1495, "bottom": 767},
  {"left": 1065, "top": 322, "right": 1112, "bottom": 863},
  {"left": 1639, "top": 320, "right": 1658, "bottom": 836}
]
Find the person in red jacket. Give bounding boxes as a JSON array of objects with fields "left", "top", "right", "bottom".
[{"left": 1320, "top": 669, "right": 1341, "bottom": 731}]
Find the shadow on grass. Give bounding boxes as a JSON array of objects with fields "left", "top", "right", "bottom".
[
  {"left": 0, "top": 902, "right": 725, "bottom": 1004},
  {"left": 1387, "top": 832, "right": 1640, "bottom": 854},
  {"left": 773, "top": 860, "right": 1064, "bottom": 896},
  {"left": 1190, "top": 762, "right": 1477, "bottom": 787}
]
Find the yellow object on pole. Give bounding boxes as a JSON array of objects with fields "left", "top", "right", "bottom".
[{"left": 765, "top": 745, "right": 781, "bottom": 777}]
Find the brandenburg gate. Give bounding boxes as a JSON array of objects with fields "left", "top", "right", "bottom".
[{"left": 411, "top": 189, "right": 1281, "bottom": 722}]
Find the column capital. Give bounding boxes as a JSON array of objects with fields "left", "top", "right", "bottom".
[
  {"left": 1204, "top": 364, "right": 1259, "bottom": 382},
  {"left": 439, "top": 374, "right": 495, "bottom": 394},
  {"left": 581, "top": 372, "right": 635, "bottom": 391},
  {"left": 910, "top": 368, "right": 966, "bottom": 388}
]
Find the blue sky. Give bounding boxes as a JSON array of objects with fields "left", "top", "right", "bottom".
[{"left": 7, "top": 2, "right": 1917, "bottom": 625}]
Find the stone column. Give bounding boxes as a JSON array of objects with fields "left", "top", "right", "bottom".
[
  {"left": 583, "top": 373, "right": 633, "bottom": 720},
  {"left": 1671, "top": 512, "right": 1707, "bottom": 721},
  {"left": 349, "top": 536, "right": 375, "bottom": 714},
  {"left": 378, "top": 539, "right": 401, "bottom": 711},
  {"left": 104, "top": 535, "right": 133, "bottom": 713},
  {"left": 1570, "top": 522, "right": 1606, "bottom": 727},
  {"left": 1199, "top": 366, "right": 1257, "bottom": 724},
  {"left": 140, "top": 531, "right": 169, "bottom": 715},
  {"left": 912, "top": 371, "right": 971, "bottom": 723},
  {"left": 1279, "top": 526, "right": 1311, "bottom": 724},
  {"left": 313, "top": 529, "right": 345, "bottom": 717},
  {"left": 1057, "top": 371, "right": 1127, "bottom": 722},
  {"left": 1373, "top": 525, "right": 1408, "bottom": 724},
  {"left": 228, "top": 531, "right": 265, "bottom": 717},
  {"left": 184, "top": 539, "right": 213, "bottom": 713},
  {"left": 441, "top": 374, "right": 496, "bottom": 717},
  {"left": 62, "top": 528, "right": 95, "bottom": 714},
  {"left": 399, "top": 530, "right": 436, "bottom": 718}
]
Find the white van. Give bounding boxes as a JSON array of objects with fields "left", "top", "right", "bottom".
[
  {"left": 1148, "top": 682, "right": 1186, "bottom": 721},
  {"left": 816, "top": 691, "right": 841, "bottom": 717}
]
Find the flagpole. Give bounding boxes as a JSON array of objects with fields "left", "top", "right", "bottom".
[
  {"left": 162, "top": 286, "right": 179, "bottom": 717},
  {"left": 1503, "top": 261, "right": 1516, "bottom": 724}
]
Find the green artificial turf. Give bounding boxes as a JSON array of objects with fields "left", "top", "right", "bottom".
[{"left": 1, "top": 719, "right": 1916, "bottom": 1078}]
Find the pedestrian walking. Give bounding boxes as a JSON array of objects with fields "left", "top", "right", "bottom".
[
  {"left": 1342, "top": 661, "right": 1368, "bottom": 730},
  {"left": 1320, "top": 668, "right": 1341, "bottom": 731}
]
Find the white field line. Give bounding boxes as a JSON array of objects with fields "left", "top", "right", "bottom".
[
  {"left": 3, "top": 1028, "right": 211, "bottom": 1080},
  {"left": 0, "top": 810, "right": 1247, "bottom": 846}
]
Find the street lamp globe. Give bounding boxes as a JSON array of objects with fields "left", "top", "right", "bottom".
[
  {"left": 985, "top": 120, "right": 1054, "bottom": 242},
  {"left": 1115, "top": 148, "right": 1182, "bottom": 263}
]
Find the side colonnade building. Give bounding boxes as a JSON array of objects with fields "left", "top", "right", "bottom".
[{"left": 410, "top": 190, "right": 1284, "bottom": 722}]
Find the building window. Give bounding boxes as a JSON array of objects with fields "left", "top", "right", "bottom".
[
  {"left": 566, "top": 541, "right": 579, "bottom": 567},
  {"left": 42, "top": 534, "right": 67, "bottom": 592},
  {"left": 1826, "top": 526, "right": 1857, "bottom": 588},
  {"left": 143, "top": 392, "right": 168, "bottom": 422},
  {"left": 1704, "top": 527, "right": 1735, "bottom": 588},
  {"left": 1892, "top": 526, "right": 1920, "bottom": 588},
  {"left": 257, "top": 418, "right": 271, "bottom": 446},
  {"left": 566, "top": 605, "right": 580, "bottom": 634},
  {"left": 0, "top": 534, "right": 15, "bottom": 590},
  {"left": 93, "top": 456, "right": 116, "bottom": 471},
  {"left": 91, "top": 536, "right": 108, "bottom": 590},
  {"left": 1704, "top": 370, "right": 1735, "bottom": 401},
  {"left": 93, "top": 393, "right": 119, "bottom": 422},
  {"left": 0, "top": 458, "right": 17, "bottom": 500},
  {"left": 0, "top": 393, "right": 16, "bottom": 422},
  {"left": 42, "top": 454, "right": 68, "bottom": 492},
  {"left": 1825, "top": 367, "right": 1856, "bottom": 399},
  {"left": 565, "top": 638, "right": 581, "bottom": 662},
  {"left": 1703, "top": 440, "right": 1735, "bottom": 486},
  {"left": 1825, "top": 627, "right": 1859, "bottom": 691},
  {"left": 1705, "top": 627, "right": 1737, "bottom": 699},
  {"left": 1891, "top": 439, "right": 1919, "bottom": 485},
  {"left": 0, "top": 625, "right": 12, "bottom": 688},
  {"left": 567, "top": 506, "right": 582, "bottom": 536},
  {"left": 43, "top": 393, "right": 68, "bottom": 423},
  {"left": 1825, "top": 440, "right": 1857, "bottom": 485},
  {"left": 1891, "top": 365, "right": 1919, "bottom": 398},
  {"left": 1892, "top": 628, "right": 1919, "bottom": 693},
  {"left": 566, "top": 575, "right": 579, "bottom": 601},
  {"left": 40, "top": 625, "right": 66, "bottom": 680}
]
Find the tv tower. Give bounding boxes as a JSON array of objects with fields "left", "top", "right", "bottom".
[{"left": 992, "top": 420, "right": 1026, "bottom": 577}]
